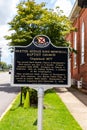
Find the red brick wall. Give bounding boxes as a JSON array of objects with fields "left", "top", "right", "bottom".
[
  {"left": 66, "top": 9, "right": 87, "bottom": 88},
  {"left": 79, "top": 9, "right": 87, "bottom": 84}
]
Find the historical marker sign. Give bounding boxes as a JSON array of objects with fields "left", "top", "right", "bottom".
[{"left": 12, "top": 35, "right": 71, "bottom": 88}]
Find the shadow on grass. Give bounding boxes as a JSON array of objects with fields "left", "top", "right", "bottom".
[
  {"left": 45, "top": 88, "right": 55, "bottom": 94},
  {"left": 54, "top": 87, "right": 68, "bottom": 93},
  {"left": 10, "top": 105, "right": 20, "bottom": 111},
  {"left": 33, "top": 119, "right": 37, "bottom": 126}
]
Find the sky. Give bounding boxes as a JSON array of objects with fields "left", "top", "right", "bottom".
[{"left": 0, "top": 0, "right": 75, "bottom": 65}]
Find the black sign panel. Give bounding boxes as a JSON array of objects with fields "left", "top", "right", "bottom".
[{"left": 12, "top": 35, "right": 70, "bottom": 88}]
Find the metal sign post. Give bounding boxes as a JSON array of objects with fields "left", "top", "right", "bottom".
[{"left": 38, "top": 88, "right": 44, "bottom": 130}]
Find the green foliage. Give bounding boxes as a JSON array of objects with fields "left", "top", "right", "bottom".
[
  {"left": 5, "top": 0, "right": 74, "bottom": 47},
  {"left": 24, "top": 89, "right": 30, "bottom": 108},
  {"left": 0, "top": 61, "right": 10, "bottom": 70},
  {"left": 29, "top": 89, "right": 37, "bottom": 106},
  {"left": 21, "top": 87, "right": 37, "bottom": 107}
]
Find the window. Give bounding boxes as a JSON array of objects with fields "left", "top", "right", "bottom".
[
  {"left": 74, "top": 32, "right": 77, "bottom": 67},
  {"left": 81, "top": 22, "right": 85, "bottom": 64}
]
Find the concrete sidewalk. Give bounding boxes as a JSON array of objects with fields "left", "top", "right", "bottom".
[{"left": 55, "top": 87, "right": 87, "bottom": 130}]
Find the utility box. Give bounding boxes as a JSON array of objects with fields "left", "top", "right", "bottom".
[{"left": 77, "top": 81, "right": 82, "bottom": 88}]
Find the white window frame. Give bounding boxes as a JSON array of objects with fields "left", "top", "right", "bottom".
[
  {"left": 74, "top": 32, "right": 77, "bottom": 67},
  {"left": 81, "top": 22, "right": 85, "bottom": 64}
]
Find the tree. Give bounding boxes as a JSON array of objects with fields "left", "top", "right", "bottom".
[
  {"left": 0, "top": 62, "right": 8, "bottom": 70},
  {"left": 5, "top": 0, "right": 74, "bottom": 47}
]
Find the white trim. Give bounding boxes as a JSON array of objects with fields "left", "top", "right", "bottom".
[
  {"left": 73, "top": 32, "right": 77, "bottom": 67},
  {"left": 81, "top": 22, "right": 85, "bottom": 64},
  {"left": 69, "top": 0, "right": 81, "bottom": 22}
]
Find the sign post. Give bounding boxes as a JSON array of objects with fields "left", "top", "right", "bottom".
[
  {"left": 38, "top": 87, "right": 44, "bottom": 130},
  {"left": 12, "top": 35, "right": 71, "bottom": 130}
]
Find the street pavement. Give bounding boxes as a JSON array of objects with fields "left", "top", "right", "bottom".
[{"left": 0, "top": 72, "right": 20, "bottom": 119}]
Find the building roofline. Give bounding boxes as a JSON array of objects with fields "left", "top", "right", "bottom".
[{"left": 69, "top": 0, "right": 81, "bottom": 22}]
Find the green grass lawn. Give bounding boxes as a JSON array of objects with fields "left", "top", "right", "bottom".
[{"left": 0, "top": 89, "right": 82, "bottom": 130}]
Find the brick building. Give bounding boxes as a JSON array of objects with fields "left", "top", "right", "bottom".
[{"left": 66, "top": 1, "right": 87, "bottom": 89}]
